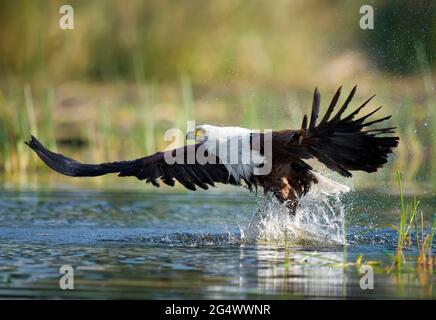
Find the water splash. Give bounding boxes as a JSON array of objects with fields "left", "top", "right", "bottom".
[
  {"left": 239, "top": 193, "right": 347, "bottom": 246},
  {"left": 143, "top": 193, "right": 348, "bottom": 247},
  {"left": 98, "top": 192, "right": 348, "bottom": 247}
]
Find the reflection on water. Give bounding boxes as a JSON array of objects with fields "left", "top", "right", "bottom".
[
  {"left": 0, "top": 188, "right": 434, "bottom": 299},
  {"left": 249, "top": 249, "right": 345, "bottom": 298}
]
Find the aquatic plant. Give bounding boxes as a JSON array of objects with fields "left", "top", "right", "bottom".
[{"left": 393, "top": 171, "right": 435, "bottom": 268}]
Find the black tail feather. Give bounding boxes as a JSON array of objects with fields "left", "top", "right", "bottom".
[
  {"left": 297, "top": 86, "right": 399, "bottom": 177},
  {"left": 25, "top": 135, "right": 138, "bottom": 177}
]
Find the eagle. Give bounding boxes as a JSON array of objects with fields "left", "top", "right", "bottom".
[{"left": 26, "top": 86, "right": 399, "bottom": 215}]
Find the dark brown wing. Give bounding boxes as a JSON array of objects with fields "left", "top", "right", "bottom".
[
  {"left": 269, "top": 86, "right": 399, "bottom": 177},
  {"left": 118, "top": 144, "right": 241, "bottom": 190},
  {"left": 25, "top": 135, "right": 239, "bottom": 191}
]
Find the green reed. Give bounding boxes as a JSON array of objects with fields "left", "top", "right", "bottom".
[{"left": 394, "top": 171, "right": 435, "bottom": 268}]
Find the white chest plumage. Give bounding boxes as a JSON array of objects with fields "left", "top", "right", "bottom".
[{"left": 200, "top": 125, "right": 265, "bottom": 181}]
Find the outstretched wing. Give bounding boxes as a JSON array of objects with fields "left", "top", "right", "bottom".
[
  {"left": 25, "top": 135, "right": 239, "bottom": 191},
  {"left": 272, "top": 86, "right": 399, "bottom": 177}
]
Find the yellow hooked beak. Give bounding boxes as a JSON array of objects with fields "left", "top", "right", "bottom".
[{"left": 186, "top": 128, "right": 206, "bottom": 142}]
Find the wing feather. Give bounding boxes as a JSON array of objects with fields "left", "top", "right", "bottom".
[{"left": 26, "top": 136, "right": 239, "bottom": 191}]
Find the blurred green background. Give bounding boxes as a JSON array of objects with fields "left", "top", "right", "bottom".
[{"left": 0, "top": 0, "right": 434, "bottom": 192}]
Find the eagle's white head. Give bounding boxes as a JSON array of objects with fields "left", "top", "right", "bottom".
[
  {"left": 186, "top": 124, "right": 252, "bottom": 143},
  {"left": 186, "top": 124, "right": 265, "bottom": 181}
]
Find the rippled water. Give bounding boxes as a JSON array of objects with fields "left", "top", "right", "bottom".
[{"left": 0, "top": 186, "right": 435, "bottom": 299}]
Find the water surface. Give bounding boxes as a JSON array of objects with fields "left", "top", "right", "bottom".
[{"left": 0, "top": 187, "right": 435, "bottom": 299}]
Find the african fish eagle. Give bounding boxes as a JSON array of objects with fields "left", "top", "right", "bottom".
[{"left": 26, "top": 86, "right": 399, "bottom": 215}]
